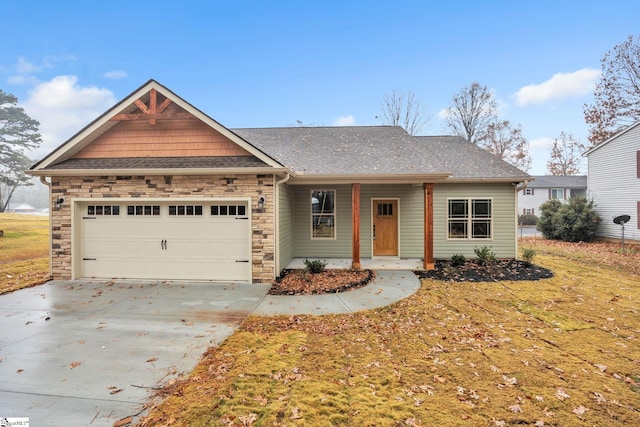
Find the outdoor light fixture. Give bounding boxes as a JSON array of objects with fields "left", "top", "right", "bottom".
[
  {"left": 55, "top": 197, "right": 64, "bottom": 210},
  {"left": 258, "top": 196, "right": 265, "bottom": 209}
]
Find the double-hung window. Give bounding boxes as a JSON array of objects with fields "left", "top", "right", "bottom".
[
  {"left": 448, "top": 198, "right": 492, "bottom": 239},
  {"left": 550, "top": 188, "right": 564, "bottom": 200},
  {"left": 311, "top": 190, "right": 336, "bottom": 239}
]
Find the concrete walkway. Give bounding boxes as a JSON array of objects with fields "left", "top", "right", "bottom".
[
  {"left": 253, "top": 270, "right": 421, "bottom": 316},
  {"left": 0, "top": 270, "right": 420, "bottom": 426}
]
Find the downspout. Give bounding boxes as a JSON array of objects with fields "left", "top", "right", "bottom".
[
  {"left": 273, "top": 172, "right": 291, "bottom": 278},
  {"left": 39, "top": 176, "right": 53, "bottom": 279}
]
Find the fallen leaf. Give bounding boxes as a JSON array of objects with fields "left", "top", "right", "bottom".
[
  {"left": 290, "top": 407, "right": 303, "bottom": 420},
  {"left": 16, "top": 369, "right": 24, "bottom": 373},
  {"left": 555, "top": 387, "right": 570, "bottom": 401},
  {"left": 70, "top": 361, "right": 82, "bottom": 369},
  {"left": 509, "top": 404, "right": 523, "bottom": 413},
  {"left": 573, "top": 405, "right": 588, "bottom": 416},
  {"left": 146, "top": 357, "right": 158, "bottom": 363},
  {"left": 113, "top": 416, "right": 132, "bottom": 427}
]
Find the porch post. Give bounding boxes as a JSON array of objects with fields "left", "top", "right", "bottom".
[
  {"left": 423, "top": 183, "right": 435, "bottom": 270},
  {"left": 352, "top": 183, "right": 361, "bottom": 269}
]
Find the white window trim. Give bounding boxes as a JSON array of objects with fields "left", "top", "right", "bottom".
[
  {"left": 550, "top": 188, "right": 565, "bottom": 200},
  {"left": 446, "top": 197, "right": 493, "bottom": 240},
  {"left": 311, "top": 189, "right": 337, "bottom": 240}
]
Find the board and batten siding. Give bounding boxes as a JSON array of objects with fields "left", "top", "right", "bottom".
[
  {"left": 433, "top": 183, "right": 517, "bottom": 259},
  {"left": 588, "top": 125, "right": 640, "bottom": 241},
  {"left": 277, "top": 183, "right": 295, "bottom": 273}
]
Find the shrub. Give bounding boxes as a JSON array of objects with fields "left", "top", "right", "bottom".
[
  {"left": 518, "top": 214, "right": 539, "bottom": 226},
  {"left": 474, "top": 246, "right": 496, "bottom": 266},
  {"left": 303, "top": 258, "right": 327, "bottom": 274},
  {"left": 451, "top": 253, "right": 466, "bottom": 267},
  {"left": 521, "top": 247, "right": 536, "bottom": 265},
  {"left": 537, "top": 197, "right": 601, "bottom": 242}
]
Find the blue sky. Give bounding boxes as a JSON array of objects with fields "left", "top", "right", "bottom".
[{"left": 3, "top": 0, "right": 639, "bottom": 175}]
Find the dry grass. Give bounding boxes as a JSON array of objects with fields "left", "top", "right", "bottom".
[
  {"left": 139, "top": 239, "right": 640, "bottom": 426},
  {"left": 0, "top": 213, "right": 50, "bottom": 294}
]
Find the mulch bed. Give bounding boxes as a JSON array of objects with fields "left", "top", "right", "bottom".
[
  {"left": 415, "top": 259, "right": 554, "bottom": 282},
  {"left": 270, "top": 269, "right": 375, "bottom": 295}
]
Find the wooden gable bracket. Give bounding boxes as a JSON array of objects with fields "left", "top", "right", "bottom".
[{"left": 110, "top": 89, "right": 190, "bottom": 125}]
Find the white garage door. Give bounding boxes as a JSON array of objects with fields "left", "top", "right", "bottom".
[{"left": 80, "top": 201, "right": 251, "bottom": 281}]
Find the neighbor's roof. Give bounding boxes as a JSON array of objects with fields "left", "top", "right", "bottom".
[
  {"left": 233, "top": 126, "right": 531, "bottom": 181},
  {"left": 526, "top": 175, "right": 587, "bottom": 188}
]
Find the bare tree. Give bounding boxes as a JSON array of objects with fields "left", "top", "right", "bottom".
[
  {"left": 546, "top": 132, "right": 587, "bottom": 176},
  {"left": 584, "top": 35, "right": 640, "bottom": 145},
  {"left": 478, "top": 120, "right": 531, "bottom": 171},
  {"left": 380, "top": 90, "right": 429, "bottom": 135},
  {"left": 444, "top": 82, "right": 498, "bottom": 145}
]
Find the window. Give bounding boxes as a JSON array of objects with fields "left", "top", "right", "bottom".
[
  {"left": 570, "top": 189, "right": 586, "bottom": 198},
  {"left": 87, "top": 205, "right": 120, "bottom": 215},
  {"left": 524, "top": 188, "right": 534, "bottom": 196},
  {"left": 211, "top": 204, "right": 246, "bottom": 216},
  {"left": 169, "top": 205, "right": 203, "bottom": 216},
  {"left": 523, "top": 208, "right": 534, "bottom": 215},
  {"left": 311, "top": 190, "right": 336, "bottom": 239},
  {"left": 127, "top": 205, "right": 160, "bottom": 216},
  {"left": 550, "top": 189, "right": 565, "bottom": 200},
  {"left": 448, "top": 198, "right": 492, "bottom": 239}
]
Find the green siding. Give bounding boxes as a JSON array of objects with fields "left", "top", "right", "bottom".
[
  {"left": 292, "top": 185, "right": 353, "bottom": 258},
  {"left": 277, "top": 184, "right": 295, "bottom": 273},
  {"left": 286, "top": 182, "right": 517, "bottom": 261},
  {"left": 433, "top": 183, "right": 517, "bottom": 259}
]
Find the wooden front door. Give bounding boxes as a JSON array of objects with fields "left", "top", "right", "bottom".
[{"left": 373, "top": 199, "right": 398, "bottom": 256}]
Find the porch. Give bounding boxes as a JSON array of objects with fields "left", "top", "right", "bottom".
[{"left": 285, "top": 258, "right": 425, "bottom": 271}]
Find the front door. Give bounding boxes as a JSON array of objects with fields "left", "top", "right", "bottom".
[{"left": 373, "top": 199, "right": 398, "bottom": 256}]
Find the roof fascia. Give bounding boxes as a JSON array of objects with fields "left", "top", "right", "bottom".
[
  {"left": 286, "top": 173, "right": 452, "bottom": 185},
  {"left": 26, "top": 167, "right": 292, "bottom": 177}
]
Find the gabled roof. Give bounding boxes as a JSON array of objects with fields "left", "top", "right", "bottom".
[
  {"left": 526, "top": 175, "right": 587, "bottom": 188},
  {"left": 584, "top": 121, "right": 640, "bottom": 156},
  {"left": 29, "top": 79, "right": 285, "bottom": 174},
  {"left": 234, "top": 126, "right": 530, "bottom": 182},
  {"left": 28, "top": 79, "right": 531, "bottom": 183}
]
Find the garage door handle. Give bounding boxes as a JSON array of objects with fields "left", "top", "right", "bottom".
[
  {"left": 236, "top": 260, "right": 250, "bottom": 263},
  {"left": 83, "top": 257, "right": 97, "bottom": 261},
  {"left": 161, "top": 239, "right": 167, "bottom": 250}
]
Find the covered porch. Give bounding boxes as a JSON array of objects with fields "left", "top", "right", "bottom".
[{"left": 285, "top": 257, "right": 425, "bottom": 271}]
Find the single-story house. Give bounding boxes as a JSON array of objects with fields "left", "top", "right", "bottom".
[
  {"left": 518, "top": 175, "right": 587, "bottom": 216},
  {"left": 28, "top": 80, "right": 531, "bottom": 283},
  {"left": 585, "top": 121, "right": 640, "bottom": 242}
]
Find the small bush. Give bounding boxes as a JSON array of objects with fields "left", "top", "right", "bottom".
[
  {"left": 537, "top": 197, "right": 601, "bottom": 242},
  {"left": 451, "top": 253, "right": 466, "bottom": 267},
  {"left": 303, "top": 258, "right": 327, "bottom": 274},
  {"left": 474, "top": 246, "right": 496, "bottom": 266},
  {"left": 518, "top": 214, "right": 539, "bottom": 226},
  {"left": 521, "top": 247, "right": 536, "bottom": 265}
]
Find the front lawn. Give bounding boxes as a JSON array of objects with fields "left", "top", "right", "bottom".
[
  {"left": 139, "top": 239, "right": 640, "bottom": 426},
  {"left": 0, "top": 213, "right": 50, "bottom": 294}
]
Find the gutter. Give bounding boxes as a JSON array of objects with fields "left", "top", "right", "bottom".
[
  {"left": 26, "top": 167, "right": 293, "bottom": 177},
  {"left": 273, "top": 173, "right": 291, "bottom": 277},
  {"left": 39, "top": 176, "right": 53, "bottom": 280}
]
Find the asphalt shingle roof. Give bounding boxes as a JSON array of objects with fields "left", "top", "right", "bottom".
[
  {"left": 46, "top": 156, "right": 268, "bottom": 170},
  {"left": 527, "top": 175, "right": 587, "bottom": 188},
  {"left": 233, "top": 126, "right": 530, "bottom": 179}
]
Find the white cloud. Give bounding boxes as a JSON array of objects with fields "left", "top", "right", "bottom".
[
  {"left": 437, "top": 108, "right": 450, "bottom": 119},
  {"left": 529, "top": 137, "right": 555, "bottom": 150},
  {"left": 103, "top": 70, "right": 128, "bottom": 79},
  {"left": 334, "top": 115, "right": 355, "bottom": 126},
  {"left": 23, "top": 76, "right": 116, "bottom": 159},
  {"left": 513, "top": 68, "right": 600, "bottom": 106}
]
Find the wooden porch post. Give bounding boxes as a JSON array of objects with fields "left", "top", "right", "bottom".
[
  {"left": 352, "top": 183, "right": 361, "bottom": 270},
  {"left": 423, "top": 183, "right": 435, "bottom": 270}
]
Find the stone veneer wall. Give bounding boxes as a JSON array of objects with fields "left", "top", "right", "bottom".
[{"left": 50, "top": 174, "right": 275, "bottom": 283}]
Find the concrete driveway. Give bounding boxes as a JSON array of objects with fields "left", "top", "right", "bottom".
[{"left": 0, "top": 279, "right": 270, "bottom": 426}]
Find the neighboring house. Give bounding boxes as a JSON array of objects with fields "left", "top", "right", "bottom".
[
  {"left": 7, "top": 203, "right": 37, "bottom": 213},
  {"left": 28, "top": 80, "right": 531, "bottom": 283},
  {"left": 585, "top": 121, "right": 640, "bottom": 242},
  {"left": 518, "top": 175, "right": 587, "bottom": 216}
]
